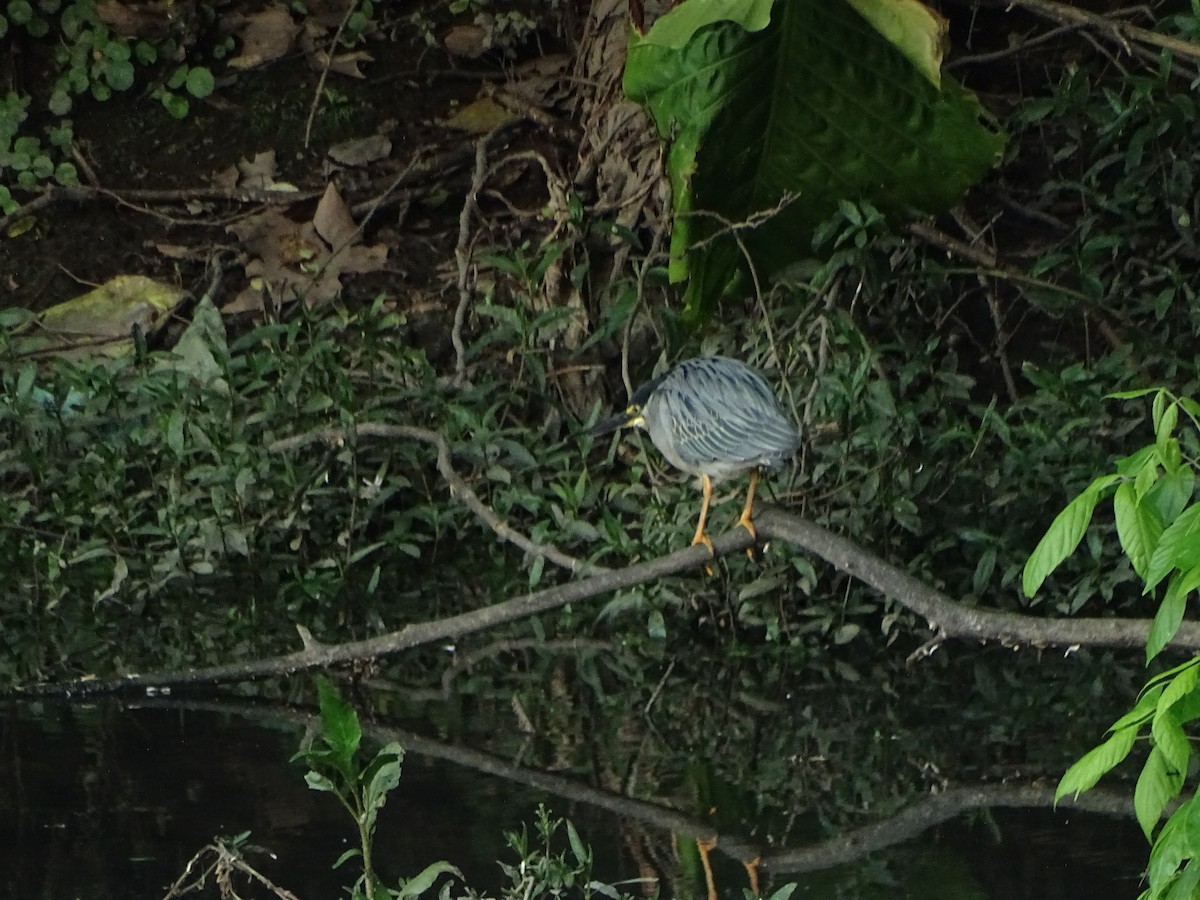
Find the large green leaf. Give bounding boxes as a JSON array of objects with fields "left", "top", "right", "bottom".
[
  {"left": 1055, "top": 726, "right": 1137, "bottom": 803},
  {"left": 1022, "top": 473, "right": 1120, "bottom": 599},
  {"left": 1136, "top": 747, "right": 1179, "bottom": 841},
  {"left": 1115, "top": 481, "right": 1165, "bottom": 582},
  {"left": 1145, "top": 505, "right": 1200, "bottom": 592},
  {"left": 623, "top": 0, "right": 1005, "bottom": 318}
]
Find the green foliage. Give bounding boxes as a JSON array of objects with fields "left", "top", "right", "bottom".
[
  {"left": 0, "top": 0, "right": 221, "bottom": 196},
  {"left": 497, "top": 805, "right": 659, "bottom": 900},
  {"left": 296, "top": 676, "right": 462, "bottom": 899},
  {"left": 295, "top": 679, "right": 650, "bottom": 900},
  {"left": 1026, "top": 390, "right": 1200, "bottom": 899},
  {"left": 623, "top": 0, "right": 1004, "bottom": 318},
  {"left": 153, "top": 63, "right": 216, "bottom": 119}
]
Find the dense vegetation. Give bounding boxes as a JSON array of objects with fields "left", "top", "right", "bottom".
[{"left": 1, "top": 0, "right": 1199, "bottom": 894}]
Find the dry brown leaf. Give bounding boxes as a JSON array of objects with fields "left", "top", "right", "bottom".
[
  {"left": 237, "top": 150, "right": 278, "bottom": 190},
  {"left": 95, "top": 0, "right": 176, "bottom": 40},
  {"left": 444, "top": 23, "right": 489, "bottom": 58},
  {"left": 228, "top": 195, "right": 388, "bottom": 310},
  {"left": 310, "top": 50, "right": 374, "bottom": 78},
  {"left": 228, "top": 5, "right": 301, "bottom": 70},
  {"left": 312, "top": 183, "right": 358, "bottom": 249},
  {"left": 328, "top": 135, "right": 392, "bottom": 167}
]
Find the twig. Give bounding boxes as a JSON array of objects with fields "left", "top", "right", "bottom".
[
  {"left": 303, "top": 1, "right": 359, "bottom": 149},
  {"left": 993, "top": 0, "right": 1200, "bottom": 63},
  {"left": 451, "top": 135, "right": 494, "bottom": 389}
]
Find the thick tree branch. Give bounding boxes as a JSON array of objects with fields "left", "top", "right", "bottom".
[
  {"left": 755, "top": 508, "right": 1200, "bottom": 653},
  {"left": 14, "top": 505, "right": 1199, "bottom": 697}
]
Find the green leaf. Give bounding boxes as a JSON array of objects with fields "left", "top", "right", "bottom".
[
  {"left": 1145, "top": 505, "right": 1200, "bottom": 592},
  {"left": 332, "top": 847, "right": 362, "bottom": 869},
  {"left": 185, "top": 66, "right": 215, "bottom": 99},
  {"left": 1023, "top": 474, "right": 1120, "bottom": 598},
  {"left": 304, "top": 770, "right": 337, "bottom": 793},
  {"left": 638, "top": 0, "right": 775, "bottom": 49},
  {"left": 166, "top": 409, "right": 185, "bottom": 456},
  {"left": 1055, "top": 726, "right": 1137, "bottom": 802},
  {"left": 1115, "top": 482, "right": 1164, "bottom": 582},
  {"left": 1108, "top": 388, "right": 1160, "bottom": 400},
  {"left": 160, "top": 90, "right": 189, "bottom": 119},
  {"left": 362, "top": 743, "right": 404, "bottom": 827},
  {"left": 1147, "top": 799, "right": 1192, "bottom": 889},
  {"left": 1157, "top": 401, "right": 1180, "bottom": 453},
  {"left": 316, "top": 675, "right": 361, "bottom": 772},
  {"left": 566, "top": 819, "right": 589, "bottom": 867},
  {"left": 1147, "top": 467, "right": 1195, "bottom": 525},
  {"left": 1156, "top": 659, "right": 1200, "bottom": 716},
  {"left": 1163, "top": 858, "right": 1200, "bottom": 900},
  {"left": 7, "top": 0, "right": 32, "bottom": 24},
  {"left": 396, "top": 861, "right": 462, "bottom": 899},
  {"left": 1147, "top": 579, "right": 1190, "bottom": 663},
  {"left": 104, "top": 58, "right": 134, "bottom": 91},
  {"left": 623, "top": 0, "right": 1004, "bottom": 318},
  {"left": 1135, "top": 747, "right": 1176, "bottom": 840}
]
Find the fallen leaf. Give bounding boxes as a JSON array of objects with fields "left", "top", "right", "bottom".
[
  {"left": 8, "top": 275, "right": 187, "bottom": 359},
  {"left": 96, "top": 0, "right": 174, "bottom": 40},
  {"left": 228, "top": 195, "right": 388, "bottom": 310},
  {"left": 444, "top": 96, "right": 517, "bottom": 134},
  {"left": 312, "top": 183, "right": 359, "bottom": 249},
  {"left": 444, "top": 23, "right": 489, "bottom": 58},
  {"left": 228, "top": 5, "right": 301, "bottom": 70},
  {"left": 328, "top": 135, "right": 392, "bottom": 167}
]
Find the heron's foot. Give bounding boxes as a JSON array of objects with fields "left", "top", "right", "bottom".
[
  {"left": 743, "top": 856, "right": 762, "bottom": 898},
  {"left": 736, "top": 512, "right": 758, "bottom": 540},
  {"left": 691, "top": 531, "right": 716, "bottom": 574},
  {"left": 737, "top": 512, "right": 759, "bottom": 558},
  {"left": 696, "top": 836, "right": 719, "bottom": 900}
]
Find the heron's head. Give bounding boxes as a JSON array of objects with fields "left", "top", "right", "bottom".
[{"left": 587, "top": 371, "right": 669, "bottom": 436}]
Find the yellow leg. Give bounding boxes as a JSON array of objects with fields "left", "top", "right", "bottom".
[
  {"left": 691, "top": 474, "right": 715, "bottom": 555},
  {"left": 697, "top": 836, "right": 718, "bottom": 900},
  {"left": 743, "top": 856, "right": 761, "bottom": 897},
  {"left": 736, "top": 469, "right": 760, "bottom": 539}
]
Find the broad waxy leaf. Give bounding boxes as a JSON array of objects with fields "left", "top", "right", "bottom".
[
  {"left": 1147, "top": 801, "right": 1196, "bottom": 889},
  {"left": 1145, "top": 505, "right": 1200, "bottom": 592},
  {"left": 1055, "top": 726, "right": 1137, "bottom": 803},
  {"left": 1147, "top": 578, "right": 1190, "bottom": 663},
  {"left": 1023, "top": 474, "right": 1120, "bottom": 598},
  {"left": 1136, "top": 746, "right": 1181, "bottom": 841},
  {"left": 847, "top": 0, "right": 947, "bottom": 86},
  {"left": 624, "top": 0, "right": 1005, "bottom": 318},
  {"left": 638, "top": 0, "right": 774, "bottom": 48},
  {"left": 1115, "top": 481, "right": 1164, "bottom": 582}
]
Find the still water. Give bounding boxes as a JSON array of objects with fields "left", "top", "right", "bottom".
[{"left": 0, "top": 700, "right": 1148, "bottom": 899}]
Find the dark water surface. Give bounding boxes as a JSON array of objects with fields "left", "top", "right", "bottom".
[{"left": 0, "top": 701, "right": 1148, "bottom": 899}]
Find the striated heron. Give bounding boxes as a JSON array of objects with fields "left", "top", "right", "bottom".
[{"left": 591, "top": 356, "right": 799, "bottom": 551}]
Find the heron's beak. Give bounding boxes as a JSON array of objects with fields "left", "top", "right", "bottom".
[{"left": 588, "top": 408, "right": 643, "bottom": 436}]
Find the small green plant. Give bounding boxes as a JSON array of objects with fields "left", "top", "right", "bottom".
[
  {"left": 499, "top": 805, "right": 659, "bottom": 900},
  {"left": 295, "top": 675, "right": 462, "bottom": 899},
  {"left": 152, "top": 63, "right": 216, "bottom": 120},
  {"left": 1024, "top": 388, "right": 1200, "bottom": 900}
]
